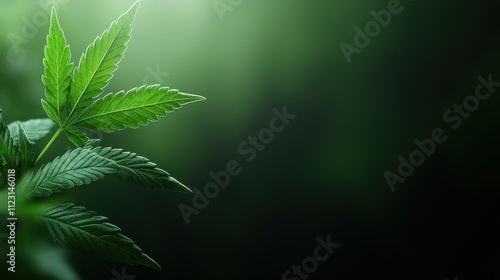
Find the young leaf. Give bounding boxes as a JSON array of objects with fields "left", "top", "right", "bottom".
[
  {"left": 91, "top": 146, "right": 191, "bottom": 192},
  {"left": 67, "top": 1, "right": 139, "bottom": 121},
  {"left": 40, "top": 203, "right": 161, "bottom": 270},
  {"left": 17, "top": 122, "right": 35, "bottom": 173},
  {"left": 8, "top": 119, "right": 55, "bottom": 145},
  {"left": 25, "top": 148, "right": 117, "bottom": 197},
  {"left": 71, "top": 85, "right": 205, "bottom": 132},
  {"left": 42, "top": 8, "right": 74, "bottom": 123}
]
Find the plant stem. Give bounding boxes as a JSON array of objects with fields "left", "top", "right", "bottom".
[{"left": 35, "top": 127, "right": 63, "bottom": 164}]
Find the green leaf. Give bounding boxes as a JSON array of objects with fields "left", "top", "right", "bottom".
[
  {"left": 91, "top": 146, "right": 191, "bottom": 192},
  {"left": 82, "top": 139, "right": 102, "bottom": 149},
  {"left": 17, "top": 122, "right": 35, "bottom": 173},
  {"left": 8, "top": 119, "right": 55, "bottom": 145},
  {"left": 72, "top": 85, "right": 205, "bottom": 132},
  {"left": 67, "top": 1, "right": 140, "bottom": 121},
  {"left": 0, "top": 110, "right": 17, "bottom": 169},
  {"left": 42, "top": 7, "right": 74, "bottom": 123},
  {"left": 64, "top": 127, "right": 89, "bottom": 147},
  {"left": 25, "top": 145, "right": 191, "bottom": 197},
  {"left": 42, "top": 99, "right": 59, "bottom": 123},
  {"left": 25, "top": 148, "right": 117, "bottom": 197},
  {"left": 40, "top": 203, "right": 161, "bottom": 270}
]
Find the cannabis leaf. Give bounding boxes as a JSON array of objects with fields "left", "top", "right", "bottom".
[
  {"left": 17, "top": 123, "right": 35, "bottom": 173},
  {"left": 73, "top": 85, "right": 205, "bottom": 132},
  {"left": 0, "top": 0, "right": 205, "bottom": 274},
  {"left": 40, "top": 203, "right": 161, "bottom": 270},
  {"left": 8, "top": 119, "right": 55, "bottom": 145},
  {"left": 64, "top": 127, "right": 90, "bottom": 147},
  {"left": 66, "top": 2, "right": 139, "bottom": 122},
  {"left": 90, "top": 146, "right": 191, "bottom": 192},
  {"left": 42, "top": 8, "right": 73, "bottom": 123},
  {"left": 0, "top": 111, "right": 17, "bottom": 169},
  {"left": 26, "top": 146, "right": 191, "bottom": 197},
  {"left": 36, "top": 0, "right": 203, "bottom": 152},
  {"left": 1, "top": 116, "right": 38, "bottom": 186},
  {"left": 25, "top": 148, "right": 117, "bottom": 197}
]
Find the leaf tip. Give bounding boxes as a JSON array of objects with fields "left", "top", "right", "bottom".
[
  {"left": 180, "top": 92, "right": 206, "bottom": 103},
  {"left": 50, "top": 7, "right": 58, "bottom": 24},
  {"left": 168, "top": 177, "right": 193, "bottom": 193},
  {"left": 140, "top": 253, "right": 161, "bottom": 271},
  {"left": 128, "top": 0, "right": 141, "bottom": 15}
]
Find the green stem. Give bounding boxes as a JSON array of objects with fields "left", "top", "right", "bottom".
[{"left": 35, "top": 127, "right": 63, "bottom": 164}]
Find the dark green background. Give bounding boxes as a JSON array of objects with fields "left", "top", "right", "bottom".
[{"left": 0, "top": 0, "right": 499, "bottom": 279}]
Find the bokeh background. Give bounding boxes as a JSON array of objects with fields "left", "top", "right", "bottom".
[{"left": 1, "top": 0, "right": 499, "bottom": 279}]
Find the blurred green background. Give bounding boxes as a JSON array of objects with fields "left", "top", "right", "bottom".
[{"left": 1, "top": 0, "right": 499, "bottom": 279}]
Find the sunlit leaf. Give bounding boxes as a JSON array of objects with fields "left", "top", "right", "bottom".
[
  {"left": 73, "top": 85, "right": 205, "bottom": 132},
  {"left": 67, "top": 2, "right": 139, "bottom": 121},
  {"left": 42, "top": 8, "right": 74, "bottom": 123}
]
